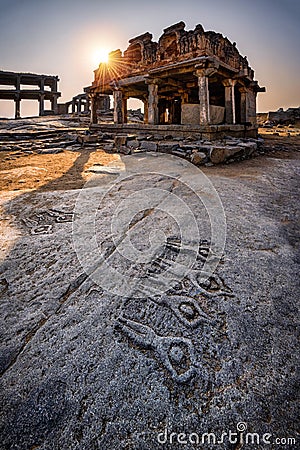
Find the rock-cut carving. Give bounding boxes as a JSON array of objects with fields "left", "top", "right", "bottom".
[
  {"left": 117, "top": 316, "right": 196, "bottom": 383},
  {"left": 150, "top": 294, "right": 212, "bottom": 328}
]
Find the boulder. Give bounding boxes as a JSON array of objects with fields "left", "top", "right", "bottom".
[
  {"left": 210, "top": 145, "right": 242, "bottom": 164},
  {"left": 191, "top": 151, "right": 207, "bottom": 165}
]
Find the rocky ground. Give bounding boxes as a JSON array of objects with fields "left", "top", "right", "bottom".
[{"left": 0, "top": 117, "right": 299, "bottom": 449}]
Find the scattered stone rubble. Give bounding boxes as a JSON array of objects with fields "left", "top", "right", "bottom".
[
  {"left": 0, "top": 117, "right": 264, "bottom": 166},
  {"left": 111, "top": 132, "right": 263, "bottom": 165},
  {"left": 258, "top": 106, "right": 300, "bottom": 128}
]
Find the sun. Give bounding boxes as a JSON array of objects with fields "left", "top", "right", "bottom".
[{"left": 93, "top": 49, "right": 109, "bottom": 66}]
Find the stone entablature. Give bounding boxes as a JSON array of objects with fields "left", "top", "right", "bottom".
[
  {"left": 86, "top": 22, "right": 265, "bottom": 135},
  {"left": 0, "top": 70, "right": 61, "bottom": 119}
]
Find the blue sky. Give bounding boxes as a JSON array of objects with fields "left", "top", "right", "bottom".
[{"left": 0, "top": 0, "right": 299, "bottom": 116}]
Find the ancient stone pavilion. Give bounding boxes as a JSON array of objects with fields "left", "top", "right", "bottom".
[
  {"left": 86, "top": 22, "right": 265, "bottom": 139},
  {"left": 0, "top": 71, "right": 61, "bottom": 119}
]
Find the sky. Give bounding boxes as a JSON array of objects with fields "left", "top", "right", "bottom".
[{"left": 0, "top": 0, "right": 299, "bottom": 117}]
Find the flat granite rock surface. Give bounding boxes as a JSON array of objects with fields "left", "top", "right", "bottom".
[{"left": 0, "top": 141, "right": 299, "bottom": 449}]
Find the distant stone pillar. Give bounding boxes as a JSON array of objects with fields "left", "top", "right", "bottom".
[
  {"left": 52, "top": 78, "right": 58, "bottom": 93},
  {"left": 78, "top": 98, "right": 82, "bottom": 113},
  {"left": 39, "top": 95, "right": 45, "bottom": 116},
  {"left": 147, "top": 83, "right": 159, "bottom": 124},
  {"left": 223, "top": 79, "right": 236, "bottom": 124},
  {"left": 84, "top": 97, "right": 90, "bottom": 113},
  {"left": 15, "top": 95, "right": 21, "bottom": 119},
  {"left": 72, "top": 100, "right": 76, "bottom": 114},
  {"left": 15, "top": 76, "right": 20, "bottom": 91},
  {"left": 51, "top": 96, "right": 58, "bottom": 114},
  {"left": 113, "top": 89, "right": 124, "bottom": 124},
  {"left": 196, "top": 70, "right": 210, "bottom": 125},
  {"left": 39, "top": 77, "right": 45, "bottom": 116}
]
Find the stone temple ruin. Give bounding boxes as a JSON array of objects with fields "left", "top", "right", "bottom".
[
  {"left": 0, "top": 70, "right": 61, "bottom": 118},
  {"left": 86, "top": 21, "right": 265, "bottom": 139}
]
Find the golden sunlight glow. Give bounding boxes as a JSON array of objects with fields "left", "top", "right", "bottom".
[{"left": 93, "top": 49, "right": 109, "bottom": 66}]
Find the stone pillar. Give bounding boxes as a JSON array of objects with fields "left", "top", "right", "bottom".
[
  {"left": 39, "top": 77, "right": 45, "bottom": 116},
  {"left": 15, "top": 75, "right": 20, "bottom": 91},
  {"left": 84, "top": 97, "right": 90, "bottom": 113},
  {"left": 52, "top": 78, "right": 58, "bottom": 93},
  {"left": 123, "top": 97, "right": 128, "bottom": 124},
  {"left": 90, "top": 95, "right": 98, "bottom": 124},
  {"left": 143, "top": 99, "right": 148, "bottom": 123},
  {"left": 179, "top": 89, "right": 188, "bottom": 104},
  {"left": 15, "top": 95, "right": 21, "bottom": 119},
  {"left": 72, "top": 100, "right": 76, "bottom": 114},
  {"left": 51, "top": 96, "right": 58, "bottom": 114},
  {"left": 239, "top": 87, "right": 247, "bottom": 123},
  {"left": 78, "top": 98, "right": 82, "bottom": 114},
  {"left": 223, "top": 79, "right": 236, "bottom": 124},
  {"left": 196, "top": 70, "right": 210, "bottom": 125},
  {"left": 246, "top": 86, "right": 257, "bottom": 125},
  {"left": 113, "top": 89, "right": 124, "bottom": 124},
  {"left": 147, "top": 83, "right": 159, "bottom": 124},
  {"left": 39, "top": 95, "right": 45, "bottom": 116}
]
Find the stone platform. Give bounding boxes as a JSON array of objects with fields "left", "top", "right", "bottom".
[{"left": 91, "top": 122, "right": 258, "bottom": 140}]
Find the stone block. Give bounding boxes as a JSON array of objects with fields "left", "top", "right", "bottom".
[
  {"left": 172, "top": 149, "right": 186, "bottom": 157},
  {"left": 114, "top": 135, "right": 127, "bottom": 147},
  {"left": 210, "top": 105, "right": 225, "bottom": 125},
  {"left": 157, "top": 141, "right": 179, "bottom": 153},
  {"left": 140, "top": 141, "right": 157, "bottom": 151},
  {"left": 191, "top": 151, "right": 207, "bottom": 165},
  {"left": 210, "top": 145, "right": 242, "bottom": 164},
  {"left": 181, "top": 104, "right": 200, "bottom": 125},
  {"left": 127, "top": 140, "right": 140, "bottom": 149}
]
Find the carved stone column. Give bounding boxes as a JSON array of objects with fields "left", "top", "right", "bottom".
[
  {"left": 223, "top": 79, "right": 236, "bottom": 124},
  {"left": 239, "top": 86, "right": 247, "bottom": 123},
  {"left": 113, "top": 89, "right": 124, "bottom": 124},
  {"left": 143, "top": 99, "right": 148, "bottom": 124},
  {"left": 179, "top": 89, "right": 188, "bottom": 104},
  {"left": 122, "top": 96, "right": 128, "bottom": 124},
  {"left": 196, "top": 70, "right": 210, "bottom": 125},
  {"left": 90, "top": 94, "right": 98, "bottom": 124},
  {"left": 246, "top": 84, "right": 257, "bottom": 125},
  {"left": 147, "top": 83, "right": 159, "bottom": 124}
]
